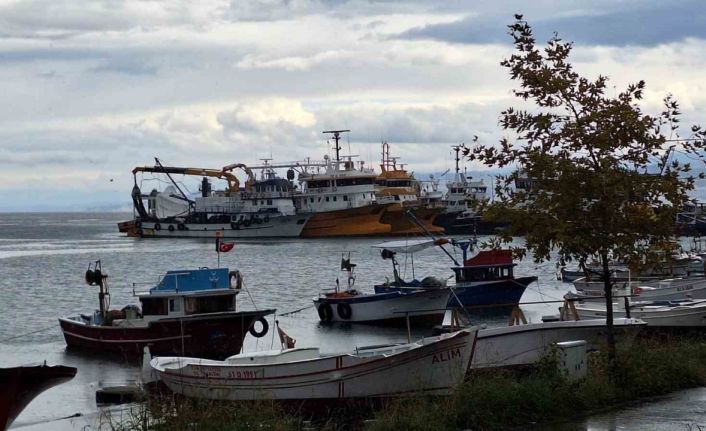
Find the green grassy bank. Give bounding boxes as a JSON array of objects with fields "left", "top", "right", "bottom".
[{"left": 109, "top": 335, "right": 706, "bottom": 431}]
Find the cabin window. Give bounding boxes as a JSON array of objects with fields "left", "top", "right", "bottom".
[
  {"left": 310, "top": 198, "right": 314, "bottom": 203},
  {"left": 261, "top": 200, "right": 265, "bottom": 205},
  {"left": 343, "top": 195, "right": 348, "bottom": 201},
  {"left": 326, "top": 197, "right": 330, "bottom": 202},
  {"left": 318, "top": 198, "right": 321, "bottom": 202},
  {"left": 169, "top": 298, "right": 181, "bottom": 313},
  {"left": 333, "top": 196, "right": 337, "bottom": 202},
  {"left": 185, "top": 295, "right": 235, "bottom": 315},
  {"left": 267, "top": 199, "right": 273, "bottom": 205},
  {"left": 141, "top": 298, "right": 168, "bottom": 316}
]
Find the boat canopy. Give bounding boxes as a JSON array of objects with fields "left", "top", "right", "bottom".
[
  {"left": 151, "top": 268, "right": 230, "bottom": 293},
  {"left": 372, "top": 238, "right": 448, "bottom": 254}
]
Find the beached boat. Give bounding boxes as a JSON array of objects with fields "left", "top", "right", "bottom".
[
  {"left": 572, "top": 276, "right": 706, "bottom": 302},
  {"left": 471, "top": 318, "right": 645, "bottom": 369},
  {"left": 1, "top": 364, "right": 77, "bottom": 430},
  {"left": 59, "top": 261, "right": 274, "bottom": 359},
  {"left": 571, "top": 299, "right": 706, "bottom": 328},
  {"left": 373, "top": 240, "right": 536, "bottom": 310},
  {"left": 150, "top": 329, "right": 477, "bottom": 401},
  {"left": 312, "top": 254, "right": 450, "bottom": 325}
]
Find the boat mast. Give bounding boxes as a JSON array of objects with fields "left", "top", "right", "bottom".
[{"left": 323, "top": 129, "right": 350, "bottom": 163}]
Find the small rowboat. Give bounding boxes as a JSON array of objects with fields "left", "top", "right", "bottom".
[{"left": 150, "top": 329, "right": 478, "bottom": 401}]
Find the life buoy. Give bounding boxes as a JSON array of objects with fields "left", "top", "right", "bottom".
[
  {"left": 243, "top": 219, "right": 251, "bottom": 227},
  {"left": 337, "top": 303, "right": 352, "bottom": 320},
  {"left": 263, "top": 216, "right": 270, "bottom": 223},
  {"left": 154, "top": 223, "right": 162, "bottom": 231},
  {"left": 168, "top": 224, "right": 175, "bottom": 232},
  {"left": 317, "top": 303, "right": 333, "bottom": 322},
  {"left": 229, "top": 270, "right": 243, "bottom": 290},
  {"left": 248, "top": 317, "right": 269, "bottom": 338}
]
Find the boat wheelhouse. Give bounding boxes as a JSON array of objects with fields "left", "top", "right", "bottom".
[{"left": 59, "top": 262, "right": 274, "bottom": 359}]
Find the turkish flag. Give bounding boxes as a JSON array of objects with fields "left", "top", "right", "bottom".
[{"left": 219, "top": 241, "right": 235, "bottom": 253}]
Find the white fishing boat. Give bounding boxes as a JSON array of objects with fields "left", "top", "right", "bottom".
[
  {"left": 150, "top": 329, "right": 478, "bottom": 401},
  {"left": 572, "top": 299, "right": 706, "bottom": 327},
  {"left": 312, "top": 253, "right": 450, "bottom": 326},
  {"left": 472, "top": 318, "right": 646, "bottom": 369},
  {"left": 572, "top": 277, "right": 706, "bottom": 302}
]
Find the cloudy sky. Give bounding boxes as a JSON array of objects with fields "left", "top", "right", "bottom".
[{"left": 2, "top": 0, "right": 706, "bottom": 210}]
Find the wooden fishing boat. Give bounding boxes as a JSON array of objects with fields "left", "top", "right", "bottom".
[
  {"left": 313, "top": 254, "right": 450, "bottom": 325},
  {"left": 59, "top": 261, "right": 274, "bottom": 360},
  {"left": 1, "top": 364, "right": 77, "bottom": 430},
  {"left": 372, "top": 240, "right": 536, "bottom": 310},
  {"left": 150, "top": 329, "right": 478, "bottom": 401},
  {"left": 572, "top": 299, "right": 706, "bottom": 328},
  {"left": 471, "top": 318, "right": 645, "bottom": 369}
]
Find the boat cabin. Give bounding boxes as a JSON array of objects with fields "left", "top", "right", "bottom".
[
  {"left": 136, "top": 268, "right": 239, "bottom": 321},
  {"left": 452, "top": 250, "right": 516, "bottom": 283}
]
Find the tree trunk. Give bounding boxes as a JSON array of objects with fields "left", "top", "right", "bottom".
[{"left": 602, "top": 251, "right": 616, "bottom": 364}]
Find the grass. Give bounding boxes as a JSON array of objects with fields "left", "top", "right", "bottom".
[{"left": 110, "top": 335, "right": 706, "bottom": 431}]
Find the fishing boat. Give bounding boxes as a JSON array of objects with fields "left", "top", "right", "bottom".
[
  {"left": 375, "top": 142, "right": 444, "bottom": 235},
  {"left": 59, "top": 261, "right": 274, "bottom": 359},
  {"left": 119, "top": 160, "right": 309, "bottom": 238},
  {"left": 150, "top": 329, "right": 478, "bottom": 401},
  {"left": 571, "top": 299, "right": 706, "bottom": 328},
  {"left": 571, "top": 276, "right": 706, "bottom": 303},
  {"left": 1, "top": 364, "right": 77, "bottom": 430},
  {"left": 313, "top": 254, "right": 450, "bottom": 325},
  {"left": 471, "top": 318, "right": 645, "bottom": 369},
  {"left": 373, "top": 239, "right": 537, "bottom": 310}
]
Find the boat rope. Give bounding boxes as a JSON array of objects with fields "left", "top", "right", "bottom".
[
  {"left": 240, "top": 278, "right": 259, "bottom": 311},
  {"left": 0, "top": 324, "right": 56, "bottom": 343},
  {"left": 278, "top": 304, "right": 314, "bottom": 316}
]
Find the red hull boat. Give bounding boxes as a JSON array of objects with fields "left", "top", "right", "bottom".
[
  {"left": 0, "top": 364, "right": 77, "bottom": 430},
  {"left": 60, "top": 310, "right": 270, "bottom": 360},
  {"left": 60, "top": 262, "right": 274, "bottom": 360}
]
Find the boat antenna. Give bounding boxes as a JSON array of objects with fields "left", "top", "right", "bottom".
[{"left": 323, "top": 129, "right": 350, "bottom": 163}]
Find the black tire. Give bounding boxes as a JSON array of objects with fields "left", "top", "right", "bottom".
[
  {"left": 263, "top": 216, "right": 270, "bottom": 223},
  {"left": 230, "top": 222, "right": 238, "bottom": 230},
  {"left": 248, "top": 317, "right": 269, "bottom": 338},
  {"left": 155, "top": 223, "right": 162, "bottom": 231},
  {"left": 337, "top": 303, "right": 352, "bottom": 320},
  {"left": 317, "top": 303, "right": 334, "bottom": 322},
  {"left": 243, "top": 219, "right": 251, "bottom": 227},
  {"left": 177, "top": 223, "right": 186, "bottom": 231},
  {"left": 168, "top": 224, "right": 175, "bottom": 232}
]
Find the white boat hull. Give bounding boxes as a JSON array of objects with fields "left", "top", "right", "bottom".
[
  {"left": 574, "top": 277, "right": 706, "bottom": 302},
  {"left": 151, "top": 329, "right": 477, "bottom": 400},
  {"left": 575, "top": 300, "right": 706, "bottom": 327},
  {"left": 137, "top": 215, "right": 309, "bottom": 238},
  {"left": 313, "top": 289, "right": 451, "bottom": 324},
  {"left": 472, "top": 318, "right": 645, "bottom": 369}
]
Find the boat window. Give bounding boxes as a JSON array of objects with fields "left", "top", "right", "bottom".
[
  {"left": 169, "top": 298, "right": 181, "bottom": 313},
  {"left": 333, "top": 196, "right": 337, "bottom": 202},
  {"left": 185, "top": 295, "right": 235, "bottom": 315},
  {"left": 343, "top": 195, "right": 348, "bottom": 201},
  {"left": 267, "top": 199, "right": 273, "bottom": 205},
  {"left": 310, "top": 198, "right": 314, "bottom": 203},
  {"left": 326, "top": 197, "right": 330, "bottom": 202},
  {"left": 141, "top": 298, "right": 168, "bottom": 316}
]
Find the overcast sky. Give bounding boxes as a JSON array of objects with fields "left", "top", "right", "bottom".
[{"left": 2, "top": 0, "right": 706, "bottom": 210}]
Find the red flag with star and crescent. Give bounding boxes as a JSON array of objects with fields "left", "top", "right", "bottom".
[{"left": 216, "top": 237, "right": 234, "bottom": 253}]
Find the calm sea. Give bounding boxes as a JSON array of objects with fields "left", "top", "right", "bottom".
[{"left": 0, "top": 212, "right": 567, "bottom": 429}]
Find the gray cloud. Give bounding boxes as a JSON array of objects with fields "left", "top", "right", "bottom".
[{"left": 398, "top": 1, "right": 706, "bottom": 47}]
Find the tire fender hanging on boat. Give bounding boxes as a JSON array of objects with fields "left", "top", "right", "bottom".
[
  {"left": 248, "top": 317, "right": 269, "bottom": 338},
  {"left": 154, "top": 223, "right": 162, "bottom": 231},
  {"left": 337, "top": 303, "right": 352, "bottom": 320},
  {"left": 317, "top": 303, "right": 333, "bottom": 322},
  {"left": 168, "top": 224, "right": 175, "bottom": 232}
]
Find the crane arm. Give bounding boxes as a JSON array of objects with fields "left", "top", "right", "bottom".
[{"left": 132, "top": 165, "right": 240, "bottom": 193}]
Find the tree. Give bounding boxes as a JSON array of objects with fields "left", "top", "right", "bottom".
[{"left": 468, "top": 16, "right": 706, "bottom": 361}]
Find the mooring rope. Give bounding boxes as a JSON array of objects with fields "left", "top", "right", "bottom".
[
  {"left": 278, "top": 304, "right": 314, "bottom": 317},
  {"left": 0, "top": 325, "right": 56, "bottom": 343}
]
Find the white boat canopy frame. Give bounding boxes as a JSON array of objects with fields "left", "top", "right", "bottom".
[{"left": 371, "top": 239, "right": 443, "bottom": 254}]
